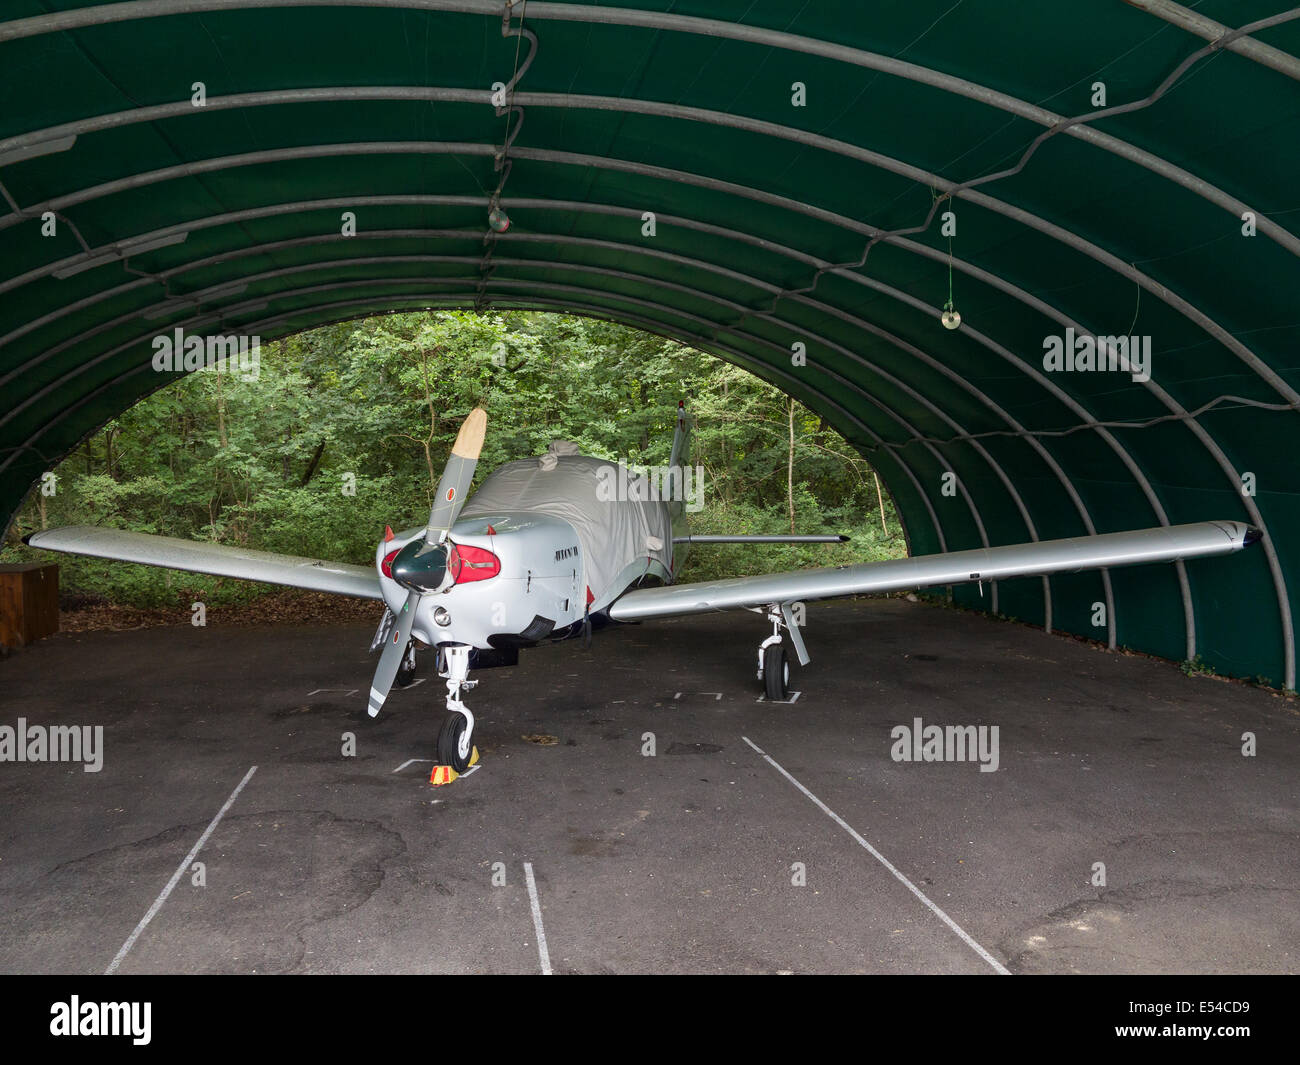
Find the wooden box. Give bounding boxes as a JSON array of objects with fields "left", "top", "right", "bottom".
[{"left": 0, "top": 563, "right": 59, "bottom": 648}]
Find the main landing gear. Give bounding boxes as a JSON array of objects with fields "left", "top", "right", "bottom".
[
  {"left": 755, "top": 602, "right": 811, "bottom": 701},
  {"left": 395, "top": 640, "right": 418, "bottom": 687},
  {"left": 436, "top": 644, "right": 478, "bottom": 772}
]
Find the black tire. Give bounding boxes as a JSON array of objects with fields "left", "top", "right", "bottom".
[
  {"left": 763, "top": 642, "right": 790, "bottom": 701},
  {"left": 395, "top": 643, "right": 417, "bottom": 688},
  {"left": 437, "top": 712, "right": 474, "bottom": 772}
]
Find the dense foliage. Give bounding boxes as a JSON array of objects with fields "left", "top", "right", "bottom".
[{"left": 2, "top": 312, "right": 905, "bottom": 606}]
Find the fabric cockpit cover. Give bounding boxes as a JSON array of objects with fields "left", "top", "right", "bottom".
[{"left": 460, "top": 446, "right": 672, "bottom": 608}]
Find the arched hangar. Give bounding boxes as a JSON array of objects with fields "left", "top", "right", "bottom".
[{"left": 1, "top": 2, "right": 1297, "bottom": 685}]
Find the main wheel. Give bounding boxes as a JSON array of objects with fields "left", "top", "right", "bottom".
[
  {"left": 395, "top": 642, "right": 417, "bottom": 688},
  {"left": 763, "top": 642, "right": 790, "bottom": 701},
  {"left": 437, "top": 712, "right": 474, "bottom": 772}
]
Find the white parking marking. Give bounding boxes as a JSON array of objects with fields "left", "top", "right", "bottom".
[
  {"left": 741, "top": 736, "right": 1009, "bottom": 975},
  {"left": 106, "top": 765, "right": 258, "bottom": 975},
  {"left": 523, "top": 862, "right": 552, "bottom": 975},
  {"left": 307, "top": 688, "right": 358, "bottom": 697},
  {"left": 673, "top": 692, "right": 723, "bottom": 701},
  {"left": 756, "top": 691, "right": 802, "bottom": 703},
  {"left": 392, "top": 758, "right": 481, "bottom": 779},
  {"left": 392, "top": 758, "right": 434, "bottom": 773}
]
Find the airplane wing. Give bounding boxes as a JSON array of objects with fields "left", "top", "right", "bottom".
[
  {"left": 24, "top": 525, "right": 383, "bottom": 600},
  {"left": 610, "top": 521, "right": 1259, "bottom": 622}
]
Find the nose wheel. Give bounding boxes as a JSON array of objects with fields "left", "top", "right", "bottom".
[
  {"left": 437, "top": 711, "right": 474, "bottom": 771},
  {"left": 436, "top": 644, "right": 477, "bottom": 772}
]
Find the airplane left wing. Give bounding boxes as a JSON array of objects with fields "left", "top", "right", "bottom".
[
  {"left": 610, "top": 520, "right": 1259, "bottom": 622},
  {"left": 24, "top": 525, "right": 383, "bottom": 600}
]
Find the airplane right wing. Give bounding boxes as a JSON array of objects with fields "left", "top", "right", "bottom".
[
  {"left": 609, "top": 520, "right": 1259, "bottom": 622},
  {"left": 24, "top": 525, "right": 383, "bottom": 600}
]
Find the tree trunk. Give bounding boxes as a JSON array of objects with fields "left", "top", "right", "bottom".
[
  {"left": 215, "top": 369, "right": 228, "bottom": 449},
  {"left": 874, "top": 470, "right": 889, "bottom": 536},
  {"left": 638, "top": 380, "right": 649, "bottom": 453},
  {"left": 300, "top": 439, "right": 327, "bottom": 486},
  {"left": 787, "top": 397, "right": 796, "bottom": 535}
]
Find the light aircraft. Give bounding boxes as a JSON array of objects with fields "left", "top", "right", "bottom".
[{"left": 25, "top": 404, "right": 1261, "bottom": 773}]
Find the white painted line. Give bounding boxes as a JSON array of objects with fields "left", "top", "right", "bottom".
[
  {"left": 398, "top": 677, "right": 427, "bottom": 690},
  {"left": 106, "top": 765, "right": 258, "bottom": 975},
  {"left": 392, "top": 759, "right": 481, "bottom": 778},
  {"left": 756, "top": 691, "right": 802, "bottom": 704},
  {"left": 741, "top": 736, "right": 1009, "bottom": 975},
  {"left": 307, "top": 688, "right": 359, "bottom": 697},
  {"left": 523, "top": 861, "right": 552, "bottom": 976},
  {"left": 392, "top": 758, "right": 435, "bottom": 773}
]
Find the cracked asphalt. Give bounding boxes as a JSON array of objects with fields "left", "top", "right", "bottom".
[{"left": 1, "top": 597, "right": 1296, "bottom": 974}]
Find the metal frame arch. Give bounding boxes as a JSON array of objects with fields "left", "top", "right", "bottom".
[
  {"left": 2, "top": 5, "right": 1296, "bottom": 259},
  {"left": 2, "top": 130, "right": 1293, "bottom": 411}
]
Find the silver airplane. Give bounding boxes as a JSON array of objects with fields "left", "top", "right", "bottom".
[{"left": 25, "top": 404, "right": 1261, "bottom": 773}]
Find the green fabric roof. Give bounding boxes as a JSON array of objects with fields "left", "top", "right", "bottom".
[{"left": 2, "top": 1, "right": 1298, "bottom": 685}]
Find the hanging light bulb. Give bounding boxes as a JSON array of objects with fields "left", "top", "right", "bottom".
[{"left": 939, "top": 226, "right": 961, "bottom": 328}]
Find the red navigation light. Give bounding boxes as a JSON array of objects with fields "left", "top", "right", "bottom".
[
  {"left": 446, "top": 541, "right": 500, "bottom": 584},
  {"left": 381, "top": 548, "right": 400, "bottom": 579}
]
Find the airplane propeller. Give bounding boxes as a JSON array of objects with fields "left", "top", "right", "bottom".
[
  {"left": 367, "top": 590, "right": 420, "bottom": 718},
  {"left": 368, "top": 407, "right": 487, "bottom": 718},
  {"left": 424, "top": 406, "right": 487, "bottom": 546}
]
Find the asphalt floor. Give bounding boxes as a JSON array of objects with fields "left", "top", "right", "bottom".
[{"left": 1, "top": 597, "right": 1296, "bottom": 974}]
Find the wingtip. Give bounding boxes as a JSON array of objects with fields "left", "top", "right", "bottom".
[
  {"left": 21, "top": 532, "right": 33, "bottom": 546},
  {"left": 1244, "top": 525, "right": 1263, "bottom": 545},
  {"left": 838, "top": 534, "right": 851, "bottom": 542}
]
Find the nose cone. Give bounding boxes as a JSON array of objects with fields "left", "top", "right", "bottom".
[{"left": 391, "top": 539, "right": 448, "bottom": 591}]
